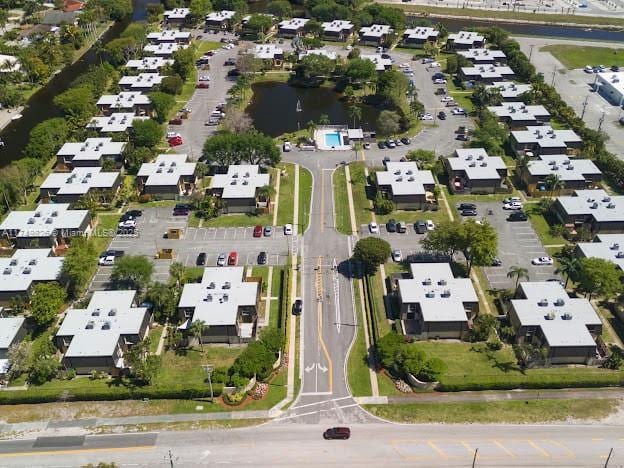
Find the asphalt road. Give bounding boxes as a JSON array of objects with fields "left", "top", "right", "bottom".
[{"left": 2, "top": 423, "right": 624, "bottom": 466}]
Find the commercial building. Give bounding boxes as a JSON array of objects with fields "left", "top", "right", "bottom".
[
  {"left": 208, "top": 165, "right": 271, "bottom": 214},
  {"left": 521, "top": 154, "right": 602, "bottom": 196},
  {"left": 459, "top": 65, "right": 515, "bottom": 83},
  {"left": 511, "top": 125, "right": 582, "bottom": 156},
  {"left": 125, "top": 57, "right": 174, "bottom": 72},
  {"left": 0, "top": 249, "right": 64, "bottom": 304},
  {"left": 375, "top": 161, "right": 436, "bottom": 210},
  {"left": 0, "top": 317, "right": 27, "bottom": 376},
  {"left": 576, "top": 234, "right": 624, "bottom": 271},
  {"left": 205, "top": 10, "right": 236, "bottom": 30},
  {"left": 447, "top": 30, "right": 485, "bottom": 49},
  {"left": 118, "top": 73, "right": 164, "bottom": 92},
  {"left": 56, "top": 137, "right": 126, "bottom": 169},
  {"left": 250, "top": 44, "right": 284, "bottom": 66},
  {"left": 457, "top": 48, "right": 506, "bottom": 64},
  {"left": 551, "top": 189, "right": 624, "bottom": 234},
  {"left": 177, "top": 267, "right": 259, "bottom": 344},
  {"left": 136, "top": 154, "right": 197, "bottom": 199},
  {"left": 486, "top": 81, "right": 532, "bottom": 101},
  {"left": 487, "top": 102, "right": 550, "bottom": 128},
  {"left": 55, "top": 290, "right": 151, "bottom": 375},
  {"left": 321, "top": 20, "right": 354, "bottom": 41},
  {"left": 163, "top": 7, "right": 190, "bottom": 25},
  {"left": 146, "top": 30, "right": 191, "bottom": 44},
  {"left": 396, "top": 263, "right": 479, "bottom": 339},
  {"left": 87, "top": 113, "right": 149, "bottom": 133},
  {"left": 509, "top": 282, "right": 602, "bottom": 365},
  {"left": 360, "top": 54, "right": 392, "bottom": 71},
  {"left": 40, "top": 167, "right": 122, "bottom": 204},
  {"left": 444, "top": 148, "right": 508, "bottom": 194},
  {"left": 358, "top": 24, "right": 393, "bottom": 45},
  {"left": 596, "top": 71, "right": 624, "bottom": 106},
  {"left": 96, "top": 92, "right": 152, "bottom": 116},
  {"left": 277, "top": 18, "right": 308, "bottom": 37},
  {"left": 143, "top": 42, "right": 187, "bottom": 57},
  {"left": 0, "top": 204, "right": 91, "bottom": 250},
  {"left": 402, "top": 27, "right": 438, "bottom": 47}
]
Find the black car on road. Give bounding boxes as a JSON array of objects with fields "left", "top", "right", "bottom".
[
  {"left": 258, "top": 251, "right": 267, "bottom": 265},
  {"left": 292, "top": 298, "right": 303, "bottom": 316},
  {"left": 386, "top": 219, "right": 397, "bottom": 233},
  {"left": 458, "top": 203, "right": 477, "bottom": 211},
  {"left": 323, "top": 427, "right": 350, "bottom": 440},
  {"left": 438, "top": 111, "right": 446, "bottom": 120}
]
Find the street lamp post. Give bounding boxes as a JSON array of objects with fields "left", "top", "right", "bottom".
[{"left": 202, "top": 364, "right": 214, "bottom": 402}]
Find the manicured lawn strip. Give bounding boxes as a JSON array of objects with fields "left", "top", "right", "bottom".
[
  {"left": 276, "top": 163, "right": 295, "bottom": 226},
  {"left": 376, "top": 371, "right": 404, "bottom": 397},
  {"left": 524, "top": 203, "right": 566, "bottom": 245},
  {"left": 411, "top": 341, "right": 624, "bottom": 391},
  {"left": 251, "top": 266, "right": 271, "bottom": 296},
  {"left": 333, "top": 166, "right": 352, "bottom": 235},
  {"left": 202, "top": 212, "right": 272, "bottom": 228},
  {"left": 446, "top": 79, "right": 474, "bottom": 113},
  {"left": 298, "top": 166, "right": 313, "bottom": 232},
  {"left": 348, "top": 280, "right": 373, "bottom": 397},
  {"left": 474, "top": 267, "right": 499, "bottom": 314},
  {"left": 350, "top": 161, "right": 373, "bottom": 227},
  {"left": 149, "top": 326, "right": 164, "bottom": 354},
  {"left": 541, "top": 45, "right": 624, "bottom": 70},
  {"left": 391, "top": 3, "right": 624, "bottom": 27},
  {"left": 365, "top": 272, "right": 392, "bottom": 340},
  {"left": 158, "top": 347, "right": 241, "bottom": 387},
  {"left": 365, "top": 399, "right": 618, "bottom": 424},
  {"left": 375, "top": 208, "right": 449, "bottom": 226},
  {"left": 187, "top": 214, "right": 202, "bottom": 227},
  {"left": 92, "top": 213, "right": 122, "bottom": 254}
]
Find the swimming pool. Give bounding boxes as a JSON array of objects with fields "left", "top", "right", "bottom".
[{"left": 324, "top": 132, "right": 343, "bottom": 147}]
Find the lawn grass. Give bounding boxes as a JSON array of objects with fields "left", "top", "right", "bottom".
[
  {"left": 348, "top": 280, "right": 373, "bottom": 397},
  {"left": 541, "top": 45, "right": 624, "bottom": 70},
  {"left": 333, "top": 166, "right": 352, "bottom": 235},
  {"left": 276, "top": 163, "right": 295, "bottom": 226},
  {"left": 446, "top": 79, "right": 474, "bottom": 113},
  {"left": 92, "top": 213, "right": 122, "bottom": 253},
  {"left": 377, "top": 371, "right": 404, "bottom": 397},
  {"left": 391, "top": 3, "right": 624, "bottom": 27},
  {"left": 410, "top": 341, "right": 624, "bottom": 391},
  {"left": 375, "top": 208, "right": 449, "bottom": 226},
  {"left": 149, "top": 326, "right": 164, "bottom": 354},
  {"left": 365, "top": 398, "right": 618, "bottom": 424},
  {"left": 366, "top": 271, "right": 392, "bottom": 340},
  {"left": 348, "top": 162, "right": 373, "bottom": 227},
  {"left": 158, "top": 347, "right": 242, "bottom": 387},
  {"left": 187, "top": 214, "right": 202, "bottom": 227},
  {"left": 298, "top": 165, "right": 313, "bottom": 232},
  {"left": 525, "top": 203, "right": 566, "bottom": 246},
  {"left": 202, "top": 212, "right": 272, "bottom": 228}
]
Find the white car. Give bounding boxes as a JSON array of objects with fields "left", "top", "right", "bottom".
[
  {"left": 225, "top": 43, "right": 235, "bottom": 50},
  {"left": 166, "top": 131, "right": 180, "bottom": 139},
  {"left": 198, "top": 75, "right": 210, "bottom": 81},
  {"left": 284, "top": 223, "right": 293, "bottom": 235},
  {"left": 217, "top": 253, "right": 227, "bottom": 266},
  {"left": 420, "top": 113, "right": 434, "bottom": 121},
  {"left": 503, "top": 202, "right": 523, "bottom": 210},
  {"left": 584, "top": 65, "right": 593, "bottom": 73},
  {"left": 440, "top": 96, "right": 453, "bottom": 102},
  {"left": 503, "top": 197, "right": 522, "bottom": 204},
  {"left": 399, "top": 63, "right": 410, "bottom": 69},
  {"left": 392, "top": 249, "right": 403, "bottom": 262},
  {"left": 426, "top": 220, "right": 435, "bottom": 231},
  {"left": 430, "top": 61, "right": 441, "bottom": 67},
  {"left": 532, "top": 256, "right": 554, "bottom": 266},
  {"left": 433, "top": 78, "right": 447, "bottom": 84},
  {"left": 118, "top": 219, "right": 136, "bottom": 228},
  {"left": 283, "top": 141, "right": 291, "bottom": 152},
  {"left": 451, "top": 108, "right": 466, "bottom": 115},
  {"left": 369, "top": 222, "right": 379, "bottom": 234},
  {"left": 98, "top": 255, "right": 115, "bottom": 266}
]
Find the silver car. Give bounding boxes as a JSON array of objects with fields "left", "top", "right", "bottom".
[{"left": 217, "top": 253, "right": 227, "bottom": 266}]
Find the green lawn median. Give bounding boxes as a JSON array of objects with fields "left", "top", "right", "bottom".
[{"left": 541, "top": 45, "right": 624, "bottom": 70}]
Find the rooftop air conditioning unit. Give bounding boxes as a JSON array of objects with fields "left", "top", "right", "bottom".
[
  {"left": 9, "top": 259, "right": 17, "bottom": 266},
  {"left": 554, "top": 298, "right": 565, "bottom": 306},
  {"left": 567, "top": 165, "right": 574, "bottom": 170},
  {"left": 425, "top": 291, "right": 435, "bottom": 298},
  {"left": 538, "top": 298, "right": 548, "bottom": 306},
  {"left": 156, "top": 168, "right": 163, "bottom": 173},
  {"left": 27, "top": 218, "right": 35, "bottom": 224},
  {"left": 611, "top": 243, "right": 619, "bottom": 250},
  {"left": 423, "top": 278, "right": 432, "bottom": 285},
  {"left": 562, "top": 312, "right": 572, "bottom": 320},
  {"left": 469, "top": 162, "right": 477, "bottom": 167},
  {"left": 481, "top": 162, "right": 488, "bottom": 167},
  {"left": 603, "top": 196, "right": 611, "bottom": 202},
  {"left": 45, "top": 218, "right": 53, "bottom": 224},
  {"left": 102, "top": 321, "right": 111, "bottom": 330},
  {"left": 223, "top": 282, "right": 231, "bottom": 289},
  {"left": 223, "top": 293, "right": 229, "bottom": 302},
  {"left": 206, "top": 294, "right": 212, "bottom": 302},
  {"left": 607, "top": 203, "right": 616, "bottom": 209},
  {"left": 477, "top": 155, "right": 484, "bottom": 160},
  {"left": 86, "top": 321, "right": 94, "bottom": 329},
  {"left": 51, "top": 211, "right": 58, "bottom": 217},
  {"left": 545, "top": 312, "right": 556, "bottom": 320},
  {"left": 92, "top": 309, "right": 100, "bottom": 316},
  {"left": 22, "top": 267, "right": 31, "bottom": 274},
  {"left": 2, "top": 268, "right": 10, "bottom": 275},
  {"left": 441, "top": 290, "right": 451, "bottom": 298},
  {"left": 34, "top": 212, "right": 41, "bottom": 217},
  {"left": 208, "top": 282, "right": 215, "bottom": 289},
  {"left": 108, "top": 308, "right": 117, "bottom": 316},
  {"left": 591, "top": 202, "right": 599, "bottom": 209}
]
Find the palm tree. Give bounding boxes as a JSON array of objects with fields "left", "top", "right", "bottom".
[
  {"left": 169, "top": 262, "right": 186, "bottom": 287},
  {"left": 348, "top": 105, "right": 362, "bottom": 128},
  {"left": 544, "top": 173, "right": 565, "bottom": 197},
  {"left": 507, "top": 265, "right": 529, "bottom": 290},
  {"left": 188, "top": 320, "right": 207, "bottom": 351},
  {"left": 306, "top": 120, "right": 317, "bottom": 140},
  {"left": 318, "top": 114, "right": 330, "bottom": 126},
  {"left": 555, "top": 256, "right": 580, "bottom": 288},
  {"left": 258, "top": 184, "right": 276, "bottom": 203}
]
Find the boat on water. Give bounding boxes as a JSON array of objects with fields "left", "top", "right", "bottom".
[
  {"left": 296, "top": 100, "right": 302, "bottom": 112},
  {"left": 10, "top": 114, "right": 22, "bottom": 121}
]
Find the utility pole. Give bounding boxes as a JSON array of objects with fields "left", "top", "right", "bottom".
[
  {"left": 550, "top": 66, "right": 557, "bottom": 87},
  {"left": 580, "top": 95, "right": 589, "bottom": 120},
  {"left": 472, "top": 448, "right": 479, "bottom": 468},
  {"left": 528, "top": 44, "right": 535, "bottom": 61},
  {"left": 202, "top": 364, "right": 214, "bottom": 402},
  {"left": 165, "top": 449, "right": 178, "bottom": 468},
  {"left": 604, "top": 448, "right": 613, "bottom": 467},
  {"left": 598, "top": 111, "right": 606, "bottom": 131}
]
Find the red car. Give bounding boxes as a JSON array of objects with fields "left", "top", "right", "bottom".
[
  {"left": 323, "top": 427, "right": 350, "bottom": 440},
  {"left": 253, "top": 225, "right": 262, "bottom": 237},
  {"left": 196, "top": 82, "right": 209, "bottom": 89},
  {"left": 168, "top": 135, "right": 183, "bottom": 147},
  {"left": 228, "top": 251, "right": 238, "bottom": 266}
]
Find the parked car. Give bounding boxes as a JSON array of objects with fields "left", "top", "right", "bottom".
[
  {"left": 127, "top": 210, "right": 142, "bottom": 217},
  {"left": 422, "top": 57, "right": 435, "bottom": 64},
  {"left": 258, "top": 251, "right": 267, "bottom": 265},
  {"left": 224, "top": 58, "right": 236, "bottom": 66},
  {"left": 264, "top": 226, "right": 273, "bottom": 237},
  {"left": 503, "top": 202, "right": 523, "bottom": 210},
  {"left": 584, "top": 65, "right": 593, "bottom": 73},
  {"left": 369, "top": 222, "right": 379, "bottom": 234},
  {"left": 397, "top": 221, "right": 407, "bottom": 233},
  {"left": 438, "top": 111, "right": 446, "bottom": 120},
  {"left": 293, "top": 298, "right": 303, "bottom": 316},
  {"left": 377, "top": 141, "right": 386, "bottom": 149},
  {"left": 611, "top": 65, "right": 620, "bottom": 72},
  {"left": 491, "top": 257, "right": 502, "bottom": 267},
  {"left": 98, "top": 255, "right": 115, "bottom": 266},
  {"left": 173, "top": 207, "right": 189, "bottom": 216},
  {"left": 118, "top": 219, "right": 136, "bottom": 228},
  {"left": 503, "top": 197, "right": 522, "bottom": 204},
  {"left": 432, "top": 72, "right": 445, "bottom": 79},
  {"left": 508, "top": 211, "right": 528, "bottom": 222},
  {"left": 284, "top": 223, "right": 293, "bottom": 235},
  {"left": 433, "top": 78, "right": 447, "bottom": 84},
  {"left": 228, "top": 251, "right": 238, "bottom": 266},
  {"left": 283, "top": 141, "right": 292, "bottom": 152},
  {"left": 217, "top": 253, "right": 227, "bottom": 266},
  {"left": 420, "top": 113, "right": 434, "bottom": 121},
  {"left": 168, "top": 135, "right": 183, "bottom": 147},
  {"left": 196, "top": 82, "right": 210, "bottom": 89},
  {"left": 198, "top": 75, "right": 210, "bottom": 81},
  {"left": 458, "top": 203, "right": 476, "bottom": 211},
  {"left": 253, "top": 225, "right": 263, "bottom": 237},
  {"left": 451, "top": 108, "right": 466, "bottom": 115},
  {"left": 196, "top": 252, "right": 207, "bottom": 266},
  {"left": 426, "top": 220, "right": 435, "bottom": 231},
  {"left": 461, "top": 209, "right": 478, "bottom": 216},
  {"left": 415, "top": 220, "right": 427, "bottom": 234},
  {"left": 392, "top": 249, "right": 403, "bottom": 262},
  {"left": 363, "top": 142, "right": 371, "bottom": 149},
  {"left": 386, "top": 139, "right": 396, "bottom": 149},
  {"left": 434, "top": 88, "right": 446, "bottom": 95},
  {"left": 456, "top": 134, "right": 470, "bottom": 141},
  {"left": 440, "top": 96, "right": 453, "bottom": 102},
  {"left": 400, "top": 137, "right": 411, "bottom": 145},
  {"left": 532, "top": 256, "right": 554, "bottom": 265},
  {"left": 323, "top": 427, "right": 350, "bottom": 440},
  {"left": 386, "top": 219, "right": 397, "bottom": 233}
]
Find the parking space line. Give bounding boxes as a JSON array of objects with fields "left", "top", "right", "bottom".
[
  {"left": 427, "top": 441, "right": 448, "bottom": 459},
  {"left": 527, "top": 440, "right": 550, "bottom": 458},
  {"left": 494, "top": 440, "right": 516, "bottom": 458}
]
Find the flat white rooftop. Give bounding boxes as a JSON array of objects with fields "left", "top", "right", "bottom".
[
  {"left": 448, "top": 30, "right": 484, "bottom": 45},
  {"left": 0, "top": 317, "right": 25, "bottom": 349},
  {"left": 403, "top": 27, "right": 438, "bottom": 40},
  {"left": 40, "top": 167, "right": 119, "bottom": 196},
  {"left": 398, "top": 263, "right": 477, "bottom": 322},
  {"left": 57, "top": 137, "right": 126, "bottom": 163},
  {"left": 376, "top": 161, "right": 435, "bottom": 196},
  {"left": 278, "top": 18, "right": 308, "bottom": 31},
  {"left": 0, "top": 249, "right": 63, "bottom": 293},
  {"left": 143, "top": 42, "right": 187, "bottom": 56},
  {"left": 577, "top": 234, "right": 624, "bottom": 270},
  {"left": 458, "top": 48, "right": 506, "bottom": 62},
  {"left": 512, "top": 125, "right": 582, "bottom": 149},
  {"left": 526, "top": 154, "right": 601, "bottom": 182},
  {"left": 210, "top": 165, "right": 270, "bottom": 199},
  {"left": 87, "top": 113, "right": 148, "bottom": 133},
  {"left": 251, "top": 44, "right": 283, "bottom": 59},
  {"left": 125, "top": 57, "right": 174, "bottom": 71},
  {"left": 298, "top": 49, "right": 337, "bottom": 61},
  {"left": 322, "top": 20, "right": 353, "bottom": 33},
  {"left": 0, "top": 203, "right": 89, "bottom": 239},
  {"left": 359, "top": 24, "right": 392, "bottom": 38},
  {"left": 164, "top": 7, "right": 190, "bottom": 19},
  {"left": 486, "top": 81, "right": 532, "bottom": 100},
  {"left": 488, "top": 102, "right": 550, "bottom": 122},
  {"left": 137, "top": 154, "right": 196, "bottom": 187},
  {"left": 555, "top": 189, "right": 624, "bottom": 223},
  {"left": 448, "top": 148, "right": 507, "bottom": 181},
  {"left": 461, "top": 65, "right": 514, "bottom": 80},
  {"left": 597, "top": 71, "right": 624, "bottom": 97},
  {"left": 97, "top": 92, "right": 150, "bottom": 109},
  {"left": 147, "top": 30, "right": 191, "bottom": 43},
  {"left": 206, "top": 10, "right": 235, "bottom": 21},
  {"left": 118, "top": 73, "right": 163, "bottom": 90},
  {"left": 360, "top": 54, "right": 392, "bottom": 71}
]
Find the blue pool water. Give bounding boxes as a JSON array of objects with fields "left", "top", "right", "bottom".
[{"left": 324, "top": 132, "right": 343, "bottom": 147}]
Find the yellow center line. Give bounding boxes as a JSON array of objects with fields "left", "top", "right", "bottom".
[
  {"left": 427, "top": 441, "right": 448, "bottom": 459},
  {"left": 0, "top": 445, "right": 155, "bottom": 458},
  {"left": 493, "top": 440, "right": 516, "bottom": 458},
  {"left": 528, "top": 440, "right": 550, "bottom": 458}
]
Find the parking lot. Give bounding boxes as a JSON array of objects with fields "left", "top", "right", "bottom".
[
  {"left": 467, "top": 202, "right": 560, "bottom": 290},
  {"left": 90, "top": 208, "right": 293, "bottom": 291}
]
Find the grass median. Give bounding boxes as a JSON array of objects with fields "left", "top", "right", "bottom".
[
  {"left": 541, "top": 45, "right": 624, "bottom": 70},
  {"left": 348, "top": 280, "right": 373, "bottom": 397},
  {"left": 298, "top": 165, "right": 313, "bottom": 232},
  {"left": 333, "top": 165, "right": 352, "bottom": 235}
]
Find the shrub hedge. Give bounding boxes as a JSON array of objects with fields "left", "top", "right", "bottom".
[{"left": 437, "top": 373, "right": 624, "bottom": 392}]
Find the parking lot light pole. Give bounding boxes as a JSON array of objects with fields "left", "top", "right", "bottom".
[{"left": 202, "top": 364, "right": 214, "bottom": 402}]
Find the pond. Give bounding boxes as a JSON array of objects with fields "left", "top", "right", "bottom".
[{"left": 246, "top": 81, "right": 381, "bottom": 137}]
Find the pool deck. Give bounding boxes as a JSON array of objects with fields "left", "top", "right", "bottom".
[{"left": 315, "top": 128, "right": 352, "bottom": 151}]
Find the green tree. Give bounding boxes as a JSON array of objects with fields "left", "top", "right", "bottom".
[
  {"left": 59, "top": 238, "right": 98, "bottom": 298},
  {"left": 259, "top": 327, "right": 284, "bottom": 354},
  {"left": 188, "top": 319, "right": 207, "bottom": 350},
  {"left": 111, "top": 255, "right": 154, "bottom": 293},
  {"left": 267, "top": 0, "right": 292, "bottom": 18},
  {"left": 29, "top": 355, "right": 60, "bottom": 385},
  {"left": 189, "top": 0, "right": 212, "bottom": 25},
  {"left": 345, "top": 58, "right": 377, "bottom": 85},
  {"left": 7, "top": 341, "right": 31, "bottom": 380},
  {"left": 230, "top": 340, "right": 275, "bottom": 379},
  {"left": 418, "top": 357, "right": 447, "bottom": 382},
  {"left": 201, "top": 131, "right": 281, "bottom": 166},
  {"left": 544, "top": 173, "right": 565, "bottom": 197},
  {"left": 376, "top": 110, "right": 401, "bottom": 136},
  {"left": 104, "top": 36, "right": 141, "bottom": 66},
  {"left": 149, "top": 91, "right": 176, "bottom": 124},
  {"left": 126, "top": 339, "right": 160, "bottom": 385},
  {"left": 169, "top": 262, "right": 186, "bottom": 287},
  {"left": 470, "top": 314, "right": 497, "bottom": 342},
  {"left": 422, "top": 41, "right": 439, "bottom": 58},
  {"left": 172, "top": 46, "right": 196, "bottom": 80},
  {"left": 470, "top": 109, "right": 508, "bottom": 155},
  {"left": 471, "top": 84, "right": 503, "bottom": 108},
  {"left": 60, "top": 24, "right": 84, "bottom": 49},
  {"left": 348, "top": 105, "right": 362, "bottom": 128},
  {"left": 555, "top": 256, "right": 580, "bottom": 288},
  {"left": 30, "top": 282, "right": 67, "bottom": 326},
  {"left": 246, "top": 14, "right": 273, "bottom": 37},
  {"left": 124, "top": 145, "right": 154, "bottom": 174},
  {"left": 352, "top": 237, "right": 392, "bottom": 274},
  {"left": 406, "top": 149, "right": 435, "bottom": 169},
  {"left": 54, "top": 87, "right": 96, "bottom": 126},
  {"left": 376, "top": 70, "right": 409, "bottom": 109},
  {"left": 578, "top": 257, "right": 622, "bottom": 301},
  {"left": 421, "top": 220, "right": 462, "bottom": 257},
  {"left": 145, "top": 282, "right": 180, "bottom": 323},
  {"left": 24, "top": 118, "right": 70, "bottom": 160},
  {"left": 373, "top": 192, "right": 393, "bottom": 215},
  {"left": 318, "top": 114, "right": 330, "bottom": 125},
  {"left": 296, "top": 54, "right": 335, "bottom": 84},
  {"left": 159, "top": 74, "right": 184, "bottom": 95},
  {"left": 375, "top": 332, "right": 404, "bottom": 374},
  {"left": 458, "top": 220, "right": 498, "bottom": 273},
  {"left": 506, "top": 265, "right": 529, "bottom": 290},
  {"left": 132, "top": 119, "right": 163, "bottom": 148}
]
